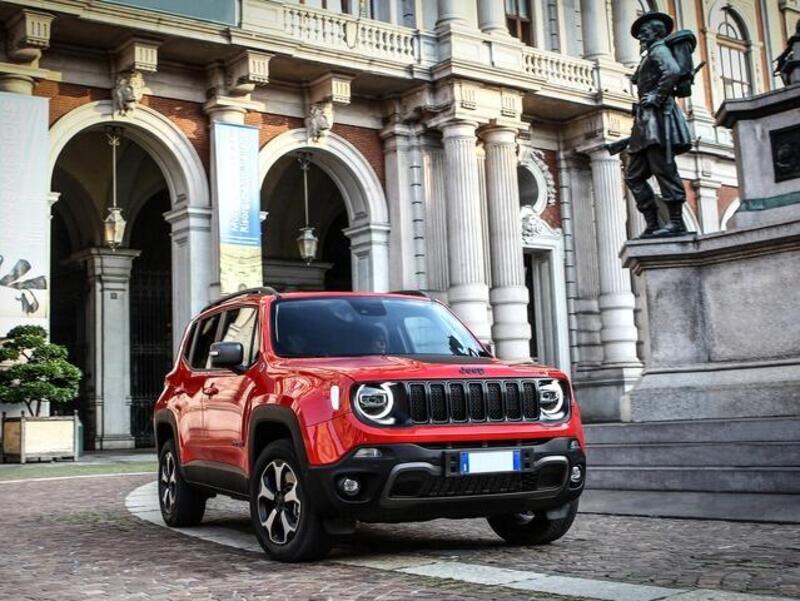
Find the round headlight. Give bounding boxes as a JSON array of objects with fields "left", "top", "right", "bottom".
[
  {"left": 539, "top": 380, "right": 567, "bottom": 420},
  {"left": 354, "top": 383, "right": 395, "bottom": 424}
]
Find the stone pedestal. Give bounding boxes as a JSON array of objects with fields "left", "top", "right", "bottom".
[
  {"left": 75, "top": 248, "right": 140, "bottom": 450},
  {"left": 622, "top": 222, "right": 800, "bottom": 421}
]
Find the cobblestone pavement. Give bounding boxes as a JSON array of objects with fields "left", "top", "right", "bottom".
[{"left": 1, "top": 473, "right": 799, "bottom": 600}]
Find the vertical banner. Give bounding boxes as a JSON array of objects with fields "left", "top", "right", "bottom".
[
  {"left": 0, "top": 92, "right": 50, "bottom": 336},
  {"left": 211, "top": 122, "right": 263, "bottom": 294}
]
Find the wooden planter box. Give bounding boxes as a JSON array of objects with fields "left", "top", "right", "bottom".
[{"left": 2, "top": 413, "right": 79, "bottom": 463}]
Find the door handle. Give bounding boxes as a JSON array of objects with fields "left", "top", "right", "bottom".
[{"left": 203, "top": 384, "right": 219, "bottom": 396}]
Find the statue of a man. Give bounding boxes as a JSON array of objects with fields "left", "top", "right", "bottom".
[{"left": 622, "top": 12, "right": 693, "bottom": 238}]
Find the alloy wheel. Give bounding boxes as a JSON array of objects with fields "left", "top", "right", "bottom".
[
  {"left": 257, "top": 459, "right": 301, "bottom": 545},
  {"left": 160, "top": 451, "right": 177, "bottom": 513}
]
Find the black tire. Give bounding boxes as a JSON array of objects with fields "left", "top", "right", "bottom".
[
  {"left": 488, "top": 499, "right": 579, "bottom": 545},
  {"left": 158, "top": 439, "right": 206, "bottom": 527},
  {"left": 250, "top": 439, "right": 331, "bottom": 562}
]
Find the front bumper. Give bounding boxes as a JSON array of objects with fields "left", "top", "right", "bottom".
[{"left": 304, "top": 437, "right": 585, "bottom": 523}]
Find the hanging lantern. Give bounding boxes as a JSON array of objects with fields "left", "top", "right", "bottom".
[
  {"left": 297, "top": 226, "right": 319, "bottom": 265},
  {"left": 103, "top": 126, "right": 126, "bottom": 250},
  {"left": 104, "top": 206, "right": 127, "bottom": 250},
  {"left": 296, "top": 152, "right": 319, "bottom": 265}
]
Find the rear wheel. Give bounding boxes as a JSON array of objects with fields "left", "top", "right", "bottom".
[
  {"left": 158, "top": 439, "right": 206, "bottom": 527},
  {"left": 250, "top": 440, "right": 331, "bottom": 562},
  {"left": 488, "top": 499, "right": 579, "bottom": 545}
]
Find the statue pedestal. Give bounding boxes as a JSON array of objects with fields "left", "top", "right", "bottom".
[{"left": 621, "top": 221, "right": 800, "bottom": 421}]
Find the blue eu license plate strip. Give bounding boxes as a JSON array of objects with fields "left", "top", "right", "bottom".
[{"left": 459, "top": 449, "right": 522, "bottom": 475}]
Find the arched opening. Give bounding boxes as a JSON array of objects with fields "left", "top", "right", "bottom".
[
  {"left": 258, "top": 129, "right": 390, "bottom": 293},
  {"left": 51, "top": 128, "right": 172, "bottom": 448},
  {"left": 716, "top": 7, "right": 752, "bottom": 99},
  {"left": 260, "top": 155, "right": 352, "bottom": 291}
]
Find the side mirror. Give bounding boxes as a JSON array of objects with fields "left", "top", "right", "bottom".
[{"left": 209, "top": 341, "right": 244, "bottom": 371}]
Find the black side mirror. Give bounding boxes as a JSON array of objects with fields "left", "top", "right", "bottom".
[{"left": 210, "top": 341, "right": 244, "bottom": 371}]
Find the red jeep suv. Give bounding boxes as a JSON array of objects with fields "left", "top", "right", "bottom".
[{"left": 154, "top": 288, "right": 586, "bottom": 561}]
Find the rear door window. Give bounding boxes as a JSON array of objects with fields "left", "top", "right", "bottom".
[
  {"left": 219, "top": 306, "right": 259, "bottom": 366},
  {"left": 190, "top": 313, "right": 221, "bottom": 370}
]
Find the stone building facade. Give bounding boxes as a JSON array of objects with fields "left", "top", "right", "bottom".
[{"left": 0, "top": 0, "right": 796, "bottom": 448}]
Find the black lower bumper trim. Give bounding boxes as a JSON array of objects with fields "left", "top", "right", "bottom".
[{"left": 304, "top": 438, "right": 585, "bottom": 523}]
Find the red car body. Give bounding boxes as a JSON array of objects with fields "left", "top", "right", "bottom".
[{"left": 154, "top": 290, "right": 586, "bottom": 528}]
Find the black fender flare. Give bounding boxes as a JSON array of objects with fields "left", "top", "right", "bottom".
[
  {"left": 248, "top": 404, "right": 309, "bottom": 471},
  {"left": 153, "top": 409, "right": 180, "bottom": 460}
]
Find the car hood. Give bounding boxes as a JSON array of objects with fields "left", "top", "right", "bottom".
[{"left": 278, "top": 354, "right": 565, "bottom": 383}]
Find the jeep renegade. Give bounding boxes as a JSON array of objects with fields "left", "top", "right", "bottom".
[{"left": 154, "top": 288, "right": 586, "bottom": 562}]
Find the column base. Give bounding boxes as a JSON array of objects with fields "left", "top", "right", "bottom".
[
  {"left": 573, "top": 364, "right": 643, "bottom": 422},
  {"left": 93, "top": 435, "right": 136, "bottom": 451},
  {"left": 448, "top": 283, "right": 491, "bottom": 343},
  {"left": 490, "top": 285, "right": 531, "bottom": 362}
]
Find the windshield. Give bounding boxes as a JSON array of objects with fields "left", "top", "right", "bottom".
[{"left": 272, "top": 297, "right": 489, "bottom": 358}]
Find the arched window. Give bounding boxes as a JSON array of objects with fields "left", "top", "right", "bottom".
[{"left": 716, "top": 8, "right": 752, "bottom": 99}]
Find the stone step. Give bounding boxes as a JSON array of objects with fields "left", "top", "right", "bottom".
[
  {"left": 584, "top": 416, "right": 800, "bottom": 445},
  {"left": 585, "top": 465, "right": 800, "bottom": 494},
  {"left": 587, "top": 441, "right": 800, "bottom": 467},
  {"left": 580, "top": 489, "right": 800, "bottom": 524}
]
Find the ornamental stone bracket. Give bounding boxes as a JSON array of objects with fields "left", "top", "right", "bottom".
[
  {"left": 564, "top": 109, "right": 633, "bottom": 156},
  {"left": 520, "top": 205, "right": 560, "bottom": 246},
  {"left": 111, "top": 37, "right": 161, "bottom": 117},
  {"left": 206, "top": 50, "right": 271, "bottom": 99},
  {"left": 420, "top": 80, "right": 525, "bottom": 132},
  {"left": 304, "top": 72, "right": 353, "bottom": 143},
  {"left": 0, "top": 9, "right": 58, "bottom": 94},
  {"left": 5, "top": 9, "right": 53, "bottom": 65}
]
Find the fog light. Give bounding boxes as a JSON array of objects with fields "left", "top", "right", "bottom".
[
  {"left": 338, "top": 477, "right": 361, "bottom": 496},
  {"left": 569, "top": 439, "right": 581, "bottom": 450},
  {"left": 570, "top": 465, "right": 583, "bottom": 484},
  {"left": 354, "top": 447, "right": 382, "bottom": 459}
]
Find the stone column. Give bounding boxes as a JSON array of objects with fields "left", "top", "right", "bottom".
[
  {"left": 694, "top": 179, "right": 721, "bottom": 234},
  {"left": 164, "top": 206, "right": 214, "bottom": 353},
  {"left": 611, "top": 0, "right": 639, "bottom": 68},
  {"left": 436, "top": 0, "right": 470, "bottom": 28},
  {"left": 381, "top": 123, "right": 417, "bottom": 290},
  {"left": 76, "top": 248, "right": 140, "bottom": 450},
  {"left": 477, "top": 0, "right": 508, "bottom": 36},
  {"left": 439, "top": 120, "right": 491, "bottom": 343},
  {"left": 588, "top": 148, "right": 640, "bottom": 365},
  {"left": 482, "top": 127, "right": 531, "bottom": 361},
  {"left": 421, "top": 138, "right": 449, "bottom": 298},
  {"left": 580, "top": 0, "right": 613, "bottom": 60}
]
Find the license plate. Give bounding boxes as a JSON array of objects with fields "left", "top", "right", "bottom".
[{"left": 459, "top": 450, "right": 521, "bottom": 475}]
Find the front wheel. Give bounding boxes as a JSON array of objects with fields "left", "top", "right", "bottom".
[
  {"left": 488, "top": 499, "right": 579, "bottom": 545},
  {"left": 250, "top": 440, "right": 331, "bottom": 562}
]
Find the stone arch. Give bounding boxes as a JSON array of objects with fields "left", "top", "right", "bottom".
[
  {"left": 258, "top": 128, "right": 390, "bottom": 291},
  {"left": 49, "top": 100, "right": 214, "bottom": 349},
  {"left": 720, "top": 197, "right": 741, "bottom": 231}
]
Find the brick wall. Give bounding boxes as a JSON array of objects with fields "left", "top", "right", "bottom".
[
  {"left": 34, "top": 81, "right": 110, "bottom": 125},
  {"left": 718, "top": 184, "right": 740, "bottom": 221},
  {"left": 140, "top": 96, "right": 209, "bottom": 171}
]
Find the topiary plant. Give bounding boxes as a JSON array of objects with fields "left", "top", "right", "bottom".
[{"left": 0, "top": 325, "right": 81, "bottom": 417}]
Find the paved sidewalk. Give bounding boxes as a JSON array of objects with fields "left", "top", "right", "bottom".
[{"left": 1, "top": 472, "right": 798, "bottom": 600}]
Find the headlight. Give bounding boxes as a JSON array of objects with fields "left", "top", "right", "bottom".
[
  {"left": 539, "top": 379, "right": 568, "bottom": 421},
  {"left": 354, "top": 383, "right": 396, "bottom": 425}
]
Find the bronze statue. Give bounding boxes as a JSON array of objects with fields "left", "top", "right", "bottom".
[
  {"left": 773, "top": 18, "right": 799, "bottom": 86},
  {"left": 608, "top": 12, "right": 701, "bottom": 238}
]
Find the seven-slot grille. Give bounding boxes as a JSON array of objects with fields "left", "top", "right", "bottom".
[{"left": 405, "top": 380, "right": 540, "bottom": 424}]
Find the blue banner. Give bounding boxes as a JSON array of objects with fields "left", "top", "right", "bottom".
[{"left": 212, "top": 122, "right": 263, "bottom": 293}]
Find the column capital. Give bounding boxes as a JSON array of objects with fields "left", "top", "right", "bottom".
[
  {"left": 479, "top": 125, "right": 518, "bottom": 145},
  {"left": 437, "top": 119, "right": 480, "bottom": 139},
  {"left": 72, "top": 248, "right": 141, "bottom": 282}
]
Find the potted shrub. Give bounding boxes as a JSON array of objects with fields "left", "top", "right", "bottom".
[{"left": 0, "top": 325, "right": 82, "bottom": 463}]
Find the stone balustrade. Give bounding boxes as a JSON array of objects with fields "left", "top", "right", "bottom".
[{"left": 522, "top": 47, "right": 597, "bottom": 93}]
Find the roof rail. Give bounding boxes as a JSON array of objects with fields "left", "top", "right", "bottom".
[
  {"left": 389, "top": 290, "right": 431, "bottom": 299},
  {"left": 202, "top": 286, "right": 280, "bottom": 312}
]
